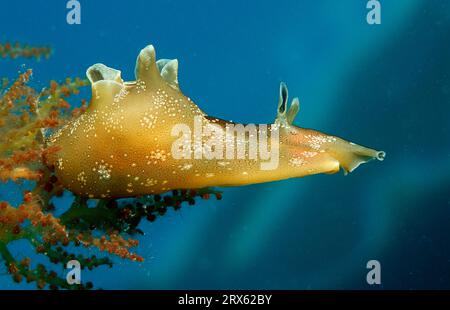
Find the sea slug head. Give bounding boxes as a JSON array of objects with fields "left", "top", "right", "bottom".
[{"left": 274, "top": 82, "right": 385, "bottom": 176}]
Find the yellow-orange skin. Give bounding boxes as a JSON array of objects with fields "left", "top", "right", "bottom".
[{"left": 48, "top": 45, "right": 384, "bottom": 198}]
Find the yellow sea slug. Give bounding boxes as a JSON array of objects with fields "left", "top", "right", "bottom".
[{"left": 47, "top": 44, "right": 385, "bottom": 198}]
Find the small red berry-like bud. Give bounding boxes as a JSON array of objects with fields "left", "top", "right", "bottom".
[
  {"left": 37, "top": 279, "right": 46, "bottom": 289},
  {"left": 44, "top": 182, "right": 53, "bottom": 193},
  {"left": 8, "top": 263, "right": 18, "bottom": 274},
  {"left": 13, "top": 273, "right": 22, "bottom": 283},
  {"left": 36, "top": 245, "right": 46, "bottom": 253},
  {"left": 163, "top": 196, "right": 173, "bottom": 205},
  {"left": 158, "top": 207, "right": 167, "bottom": 216},
  {"left": 49, "top": 174, "right": 58, "bottom": 183},
  {"left": 20, "top": 258, "right": 30, "bottom": 268},
  {"left": 23, "top": 191, "right": 33, "bottom": 203},
  {"left": 12, "top": 225, "right": 21, "bottom": 235},
  {"left": 215, "top": 193, "right": 222, "bottom": 200},
  {"left": 202, "top": 194, "right": 210, "bottom": 200},
  {"left": 62, "top": 237, "right": 70, "bottom": 246},
  {"left": 121, "top": 208, "right": 131, "bottom": 219}
]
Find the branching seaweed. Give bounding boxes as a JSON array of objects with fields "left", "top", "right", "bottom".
[{"left": 0, "top": 43, "right": 223, "bottom": 289}]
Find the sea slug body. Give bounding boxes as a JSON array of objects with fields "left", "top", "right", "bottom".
[{"left": 48, "top": 44, "right": 385, "bottom": 198}]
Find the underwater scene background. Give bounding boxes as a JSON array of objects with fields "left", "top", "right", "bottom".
[{"left": 0, "top": 0, "right": 449, "bottom": 289}]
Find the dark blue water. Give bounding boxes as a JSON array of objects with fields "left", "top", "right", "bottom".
[{"left": 0, "top": 0, "right": 449, "bottom": 289}]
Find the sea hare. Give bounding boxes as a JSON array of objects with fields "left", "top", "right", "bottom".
[{"left": 47, "top": 44, "right": 385, "bottom": 198}]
